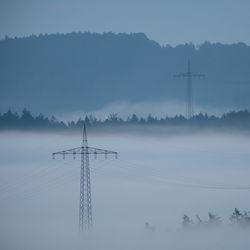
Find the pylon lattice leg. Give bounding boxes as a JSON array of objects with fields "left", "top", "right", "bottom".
[
  {"left": 79, "top": 148, "right": 92, "bottom": 231},
  {"left": 186, "top": 77, "right": 193, "bottom": 119}
]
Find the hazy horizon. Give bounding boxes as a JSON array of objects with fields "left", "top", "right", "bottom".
[
  {"left": 1, "top": 0, "right": 250, "bottom": 46},
  {"left": 2, "top": 31, "right": 249, "bottom": 47}
]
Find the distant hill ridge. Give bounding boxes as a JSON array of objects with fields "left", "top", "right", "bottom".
[{"left": 0, "top": 32, "right": 250, "bottom": 115}]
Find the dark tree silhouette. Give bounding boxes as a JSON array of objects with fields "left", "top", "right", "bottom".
[{"left": 0, "top": 109, "right": 250, "bottom": 130}]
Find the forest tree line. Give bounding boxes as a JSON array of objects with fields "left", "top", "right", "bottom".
[{"left": 0, "top": 109, "right": 250, "bottom": 130}]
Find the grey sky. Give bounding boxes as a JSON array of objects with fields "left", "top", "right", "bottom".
[{"left": 0, "top": 0, "right": 249, "bottom": 45}]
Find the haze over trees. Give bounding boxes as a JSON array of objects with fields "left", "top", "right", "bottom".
[
  {"left": 0, "top": 32, "right": 250, "bottom": 115},
  {"left": 182, "top": 208, "right": 250, "bottom": 230},
  {"left": 0, "top": 109, "right": 250, "bottom": 131}
]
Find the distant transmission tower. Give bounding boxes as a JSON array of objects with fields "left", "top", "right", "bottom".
[
  {"left": 174, "top": 59, "right": 205, "bottom": 119},
  {"left": 52, "top": 125, "right": 117, "bottom": 231}
]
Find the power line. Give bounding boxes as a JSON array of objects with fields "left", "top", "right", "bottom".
[{"left": 107, "top": 158, "right": 250, "bottom": 191}]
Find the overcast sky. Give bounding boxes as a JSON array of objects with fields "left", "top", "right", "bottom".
[{"left": 0, "top": 0, "right": 249, "bottom": 45}]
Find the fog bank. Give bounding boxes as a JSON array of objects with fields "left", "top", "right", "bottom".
[{"left": 0, "top": 131, "right": 250, "bottom": 249}]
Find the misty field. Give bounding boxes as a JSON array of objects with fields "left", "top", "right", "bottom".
[{"left": 0, "top": 130, "right": 250, "bottom": 250}]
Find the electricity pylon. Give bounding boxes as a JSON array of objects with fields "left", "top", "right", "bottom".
[
  {"left": 52, "top": 124, "right": 117, "bottom": 231},
  {"left": 174, "top": 59, "right": 205, "bottom": 119}
]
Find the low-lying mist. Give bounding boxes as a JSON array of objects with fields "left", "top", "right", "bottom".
[
  {"left": 0, "top": 130, "right": 250, "bottom": 250},
  {"left": 56, "top": 100, "right": 236, "bottom": 122}
]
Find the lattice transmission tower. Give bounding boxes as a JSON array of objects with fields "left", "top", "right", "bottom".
[
  {"left": 52, "top": 125, "right": 117, "bottom": 231},
  {"left": 174, "top": 59, "right": 205, "bottom": 119}
]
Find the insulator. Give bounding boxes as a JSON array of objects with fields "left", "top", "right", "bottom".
[
  {"left": 115, "top": 153, "right": 118, "bottom": 159},
  {"left": 73, "top": 152, "right": 76, "bottom": 160},
  {"left": 63, "top": 153, "right": 65, "bottom": 160},
  {"left": 105, "top": 152, "right": 107, "bottom": 159},
  {"left": 52, "top": 154, "right": 55, "bottom": 160},
  {"left": 94, "top": 152, "right": 97, "bottom": 160}
]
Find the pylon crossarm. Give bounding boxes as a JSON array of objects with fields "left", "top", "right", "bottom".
[
  {"left": 52, "top": 146, "right": 117, "bottom": 159},
  {"left": 174, "top": 73, "right": 205, "bottom": 79},
  {"left": 191, "top": 73, "right": 205, "bottom": 78},
  {"left": 53, "top": 146, "right": 82, "bottom": 155},
  {"left": 174, "top": 73, "right": 188, "bottom": 78},
  {"left": 53, "top": 146, "right": 117, "bottom": 155},
  {"left": 88, "top": 146, "right": 117, "bottom": 155}
]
